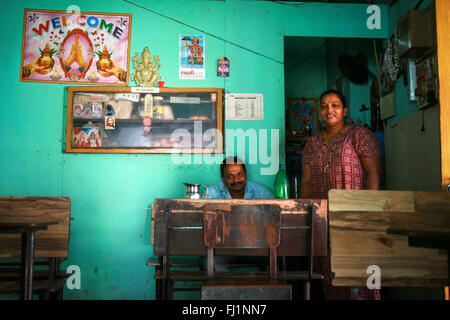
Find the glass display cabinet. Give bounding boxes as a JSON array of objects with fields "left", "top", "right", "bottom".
[{"left": 65, "top": 87, "right": 223, "bottom": 153}]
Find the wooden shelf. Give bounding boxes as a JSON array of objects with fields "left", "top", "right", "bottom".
[{"left": 73, "top": 118, "right": 215, "bottom": 123}]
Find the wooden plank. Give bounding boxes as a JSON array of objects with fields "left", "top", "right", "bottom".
[
  {"left": 154, "top": 270, "right": 323, "bottom": 281},
  {"left": 0, "top": 279, "right": 67, "bottom": 294},
  {"left": 0, "top": 238, "right": 68, "bottom": 258},
  {"left": 201, "top": 281, "right": 292, "bottom": 300},
  {"left": 331, "top": 255, "right": 447, "bottom": 287},
  {"left": 389, "top": 212, "right": 450, "bottom": 233},
  {"left": 312, "top": 201, "right": 327, "bottom": 256},
  {"left": 329, "top": 190, "right": 449, "bottom": 287},
  {"left": 413, "top": 191, "right": 450, "bottom": 213},
  {"left": 151, "top": 203, "right": 155, "bottom": 245},
  {"left": 328, "top": 189, "right": 415, "bottom": 212},
  {"left": 0, "top": 197, "right": 70, "bottom": 258},
  {"left": 436, "top": 0, "right": 450, "bottom": 191},
  {"left": 154, "top": 198, "right": 315, "bottom": 213},
  {"left": 435, "top": 0, "right": 450, "bottom": 299},
  {"left": 389, "top": 191, "right": 450, "bottom": 233}
]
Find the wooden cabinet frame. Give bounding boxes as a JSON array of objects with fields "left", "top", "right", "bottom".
[{"left": 65, "top": 87, "right": 223, "bottom": 154}]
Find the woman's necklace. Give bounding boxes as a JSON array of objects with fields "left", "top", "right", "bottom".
[{"left": 322, "top": 141, "right": 338, "bottom": 173}]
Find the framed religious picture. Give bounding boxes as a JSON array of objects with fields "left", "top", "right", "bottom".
[
  {"left": 20, "top": 9, "right": 131, "bottom": 85},
  {"left": 287, "top": 97, "right": 319, "bottom": 141},
  {"left": 179, "top": 35, "right": 205, "bottom": 80},
  {"left": 72, "top": 127, "right": 101, "bottom": 148}
]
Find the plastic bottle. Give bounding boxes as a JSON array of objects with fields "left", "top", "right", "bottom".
[{"left": 274, "top": 164, "right": 290, "bottom": 199}]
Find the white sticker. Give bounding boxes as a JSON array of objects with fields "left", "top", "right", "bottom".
[
  {"left": 170, "top": 96, "right": 201, "bottom": 104},
  {"left": 115, "top": 93, "right": 140, "bottom": 102},
  {"left": 131, "top": 87, "right": 160, "bottom": 93}
]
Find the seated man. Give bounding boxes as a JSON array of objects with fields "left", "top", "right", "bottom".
[
  {"left": 201, "top": 156, "right": 274, "bottom": 271},
  {"left": 207, "top": 156, "right": 274, "bottom": 199}
]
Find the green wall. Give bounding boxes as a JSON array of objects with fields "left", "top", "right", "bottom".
[
  {"left": 285, "top": 37, "right": 327, "bottom": 105},
  {"left": 0, "top": 0, "right": 387, "bottom": 299}
]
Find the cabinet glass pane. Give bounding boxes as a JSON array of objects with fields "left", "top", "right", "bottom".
[{"left": 66, "top": 87, "right": 223, "bottom": 153}]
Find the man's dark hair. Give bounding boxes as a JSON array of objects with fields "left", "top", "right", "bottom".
[
  {"left": 220, "top": 156, "right": 246, "bottom": 177},
  {"left": 319, "top": 89, "right": 348, "bottom": 109}
]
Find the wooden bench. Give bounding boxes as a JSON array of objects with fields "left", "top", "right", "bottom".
[
  {"left": 150, "top": 198, "right": 327, "bottom": 300},
  {"left": 146, "top": 256, "right": 271, "bottom": 295},
  {"left": 0, "top": 197, "right": 71, "bottom": 300}
]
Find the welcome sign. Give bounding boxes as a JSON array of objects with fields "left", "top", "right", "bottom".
[{"left": 20, "top": 9, "right": 131, "bottom": 85}]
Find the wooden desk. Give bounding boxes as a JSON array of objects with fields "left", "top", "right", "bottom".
[
  {"left": 0, "top": 221, "right": 58, "bottom": 300},
  {"left": 152, "top": 199, "right": 327, "bottom": 256},
  {"left": 150, "top": 198, "right": 327, "bottom": 299},
  {"left": 0, "top": 196, "right": 71, "bottom": 300},
  {"left": 328, "top": 190, "right": 449, "bottom": 287}
]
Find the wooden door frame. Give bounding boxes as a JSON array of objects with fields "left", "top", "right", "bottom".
[
  {"left": 436, "top": 0, "right": 450, "bottom": 192},
  {"left": 436, "top": 0, "right": 450, "bottom": 301}
]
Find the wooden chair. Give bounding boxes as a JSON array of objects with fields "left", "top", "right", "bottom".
[
  {"left": 200, "top": 203, "right": 292, "bottom": 300},
  {"left": 0, "top": 197, "right": 71, "bottom": 300}
]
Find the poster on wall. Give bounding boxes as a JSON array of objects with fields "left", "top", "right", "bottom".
[
  {"left": 287, "top": 98, "right": 319, "bottom": 140},
  {"left": 20, "top": 9, "right": 131, "bottom": 85},
  {"left": 225, "top": 93, "right": 264, "bottom": 121},
  {"left": 179, "top": 34, "right": 205, "bottom": 80}
]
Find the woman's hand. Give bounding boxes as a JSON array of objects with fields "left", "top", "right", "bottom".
[{"left": 300, "top": 164, "right": 312, "bottom": 198}]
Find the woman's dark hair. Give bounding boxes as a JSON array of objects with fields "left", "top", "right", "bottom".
[
  {"left": 220, "top": 156, "right": 246, "bottom": 177},
  {"left": 319, "top": 89, "right": 347, "bottom": 109}
]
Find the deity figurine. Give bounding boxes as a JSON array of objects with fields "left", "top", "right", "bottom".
[{"left": 130, "top": 47, "right": 162, "bottom": 87}]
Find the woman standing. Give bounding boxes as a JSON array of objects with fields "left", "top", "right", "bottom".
[{"left": 300, "top": 89, "right": 382, "bottom": 300}]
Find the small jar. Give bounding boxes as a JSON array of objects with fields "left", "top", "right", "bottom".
[{"left": 153, "top": 96, "right": 164, "bottom": 119}]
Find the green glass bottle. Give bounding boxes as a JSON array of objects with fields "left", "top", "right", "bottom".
[{"left": 274, "top": 164, "right": 290, "bottom": 199}]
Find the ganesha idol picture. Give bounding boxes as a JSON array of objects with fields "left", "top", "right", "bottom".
[{"left": 21, "top": 10, "right": 131, "bottom": 84}]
